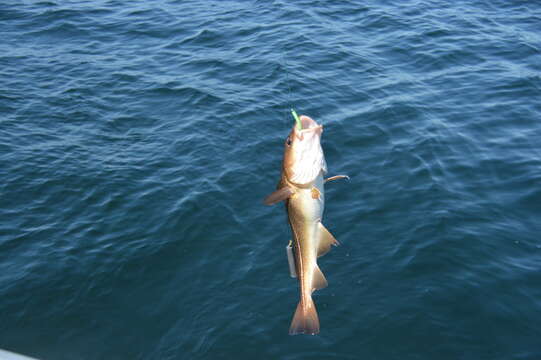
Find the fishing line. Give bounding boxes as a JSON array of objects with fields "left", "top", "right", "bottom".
[
  {"left": 282, "top": 58, "right": 302, "bottom": 129},
  {"left": 279, "top": 20, "right": 305, "bottom": 130},
  {"left": 280, "top": 37, "right": 298, "bottom": 128},
  {"left": 281, "top": 54, "right": 310, "bottom": 130}
]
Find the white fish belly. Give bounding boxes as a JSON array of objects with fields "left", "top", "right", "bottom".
[{"left": 297, "top": 173, "right": 325, "bottom": 223}]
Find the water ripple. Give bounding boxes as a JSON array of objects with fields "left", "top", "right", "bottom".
[{"left": 1, "top": 0, "right": 541, "bottom": 359}]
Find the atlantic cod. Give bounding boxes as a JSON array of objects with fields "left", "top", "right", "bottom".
[{"left": 264, "top": 114, "right": 347, "bottom": 335}]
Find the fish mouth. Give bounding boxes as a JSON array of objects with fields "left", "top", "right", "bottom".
[
  {"left": 287, "top": 115, "right": 327, "bottom": 184},
  {"left": 296, "top": 115, "right": 323, "bottom": 139}
]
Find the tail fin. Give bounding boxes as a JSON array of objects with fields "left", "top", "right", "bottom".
[{"left": 289, "top": 296, "right": 320, "bottom": 335}]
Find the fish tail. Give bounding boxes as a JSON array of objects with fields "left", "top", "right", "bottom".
[{"left": 289, "top": 296, "right": 320, "bottom": 335}]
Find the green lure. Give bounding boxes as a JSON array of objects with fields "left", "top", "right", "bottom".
[{"left": 291, "top": 109, "right": 302, "bottom": 130}]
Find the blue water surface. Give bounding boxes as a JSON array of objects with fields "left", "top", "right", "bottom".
[{"left": 1, "top": 1, "right": 540, "bottom": 359}]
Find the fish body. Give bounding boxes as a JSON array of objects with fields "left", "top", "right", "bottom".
[{"left": 265, "top": 115, "right": 345, "bottom": 335}]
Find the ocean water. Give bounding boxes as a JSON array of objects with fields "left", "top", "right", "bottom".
[{"left": 1, "top": 0, "right": 540, "bottom": 359}]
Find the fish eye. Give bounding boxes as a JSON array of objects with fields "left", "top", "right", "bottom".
[{"left": 286, "top": 137, "right": 292, "bottom": 146}]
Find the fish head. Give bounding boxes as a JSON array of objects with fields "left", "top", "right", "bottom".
[{"left": 283, "top": 115, "right": 327, "bottom": 185}]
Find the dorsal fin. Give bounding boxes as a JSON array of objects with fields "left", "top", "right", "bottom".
[
  {"left": 312, "top": 263, "right": 328, "bottom": 291},
  {"left": 317, "top": 222, "right": 340, "bottom": 257}
]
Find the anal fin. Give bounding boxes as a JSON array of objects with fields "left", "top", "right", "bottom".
[{"left": 317, "top": 222, "right": 340, "bottom": 257}]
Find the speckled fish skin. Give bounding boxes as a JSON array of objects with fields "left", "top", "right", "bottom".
[
  {"left": 283, "top": 171, "right": 326, "bottom": 335},
  {"left": 264, "top": 115, "right": 340, "bottom": 335}
]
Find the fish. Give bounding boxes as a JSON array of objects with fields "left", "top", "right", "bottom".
[{"left": 264, "top": 114, "right": 348, "bottom": 335}]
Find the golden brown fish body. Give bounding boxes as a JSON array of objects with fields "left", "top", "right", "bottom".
[
  {"left": 265, "top": 115, "right": 345, "bottom": 335},
  {"left": 284, "top": 172, "right": 330, "bottom": 335}
]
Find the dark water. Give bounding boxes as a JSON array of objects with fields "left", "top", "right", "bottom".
[{"left": 1, "top": 0, "right": 540, "bottom": 359}]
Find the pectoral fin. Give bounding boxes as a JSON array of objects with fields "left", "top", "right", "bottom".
[
  {"left": 325, "top": 175, "right": 350, "bottom": 183},
  {"left": 311, "top": 187, "right": 321, "bottom": 200},
  {"left": 263, "top": 187, "right": 294, "bottom": 205},
  {"left": 317, "top": 222, "right": 340, "bottom": 257}
]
